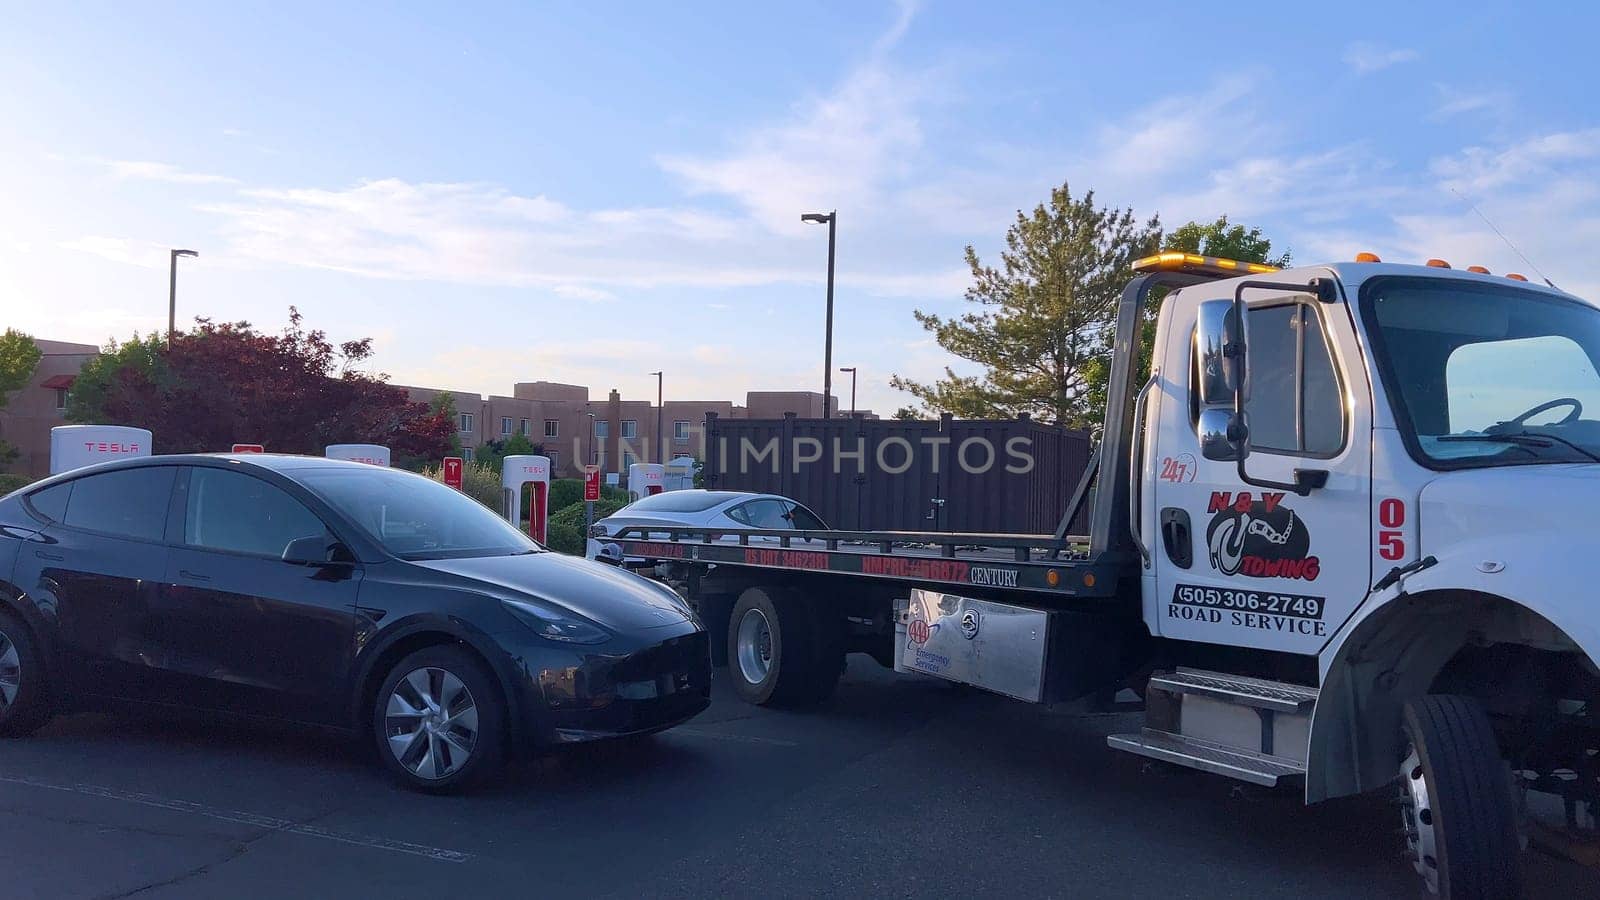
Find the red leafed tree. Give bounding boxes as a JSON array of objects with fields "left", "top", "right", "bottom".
[{"left": 68, "top": 308, "right": 453, "bottom": 467}]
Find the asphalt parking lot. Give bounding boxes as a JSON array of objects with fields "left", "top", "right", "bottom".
[{"left": 2, "top": 662, "right": 1596, "bottom": 899}]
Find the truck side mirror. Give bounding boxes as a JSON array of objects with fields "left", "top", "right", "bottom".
[
  {"left": 1199, "top": 408, "right": 1250, "bottom": 461},
  {"left": 1194, "top": 300, "right": 1250, "bottom": 407},
  {"left": 1195, "top": 298, "right": 1251, "bottom": 462}
]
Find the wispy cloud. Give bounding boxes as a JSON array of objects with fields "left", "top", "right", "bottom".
[
  {"left": 657, "top": 63, "right": 925, "bottom": 231},
  {"left": 1430, "top": 84, "right": 1513, "bottom": 120},
  {"left": 58, "top": 235, "right": 173, "bottom": 267},
  {"left": 98, "top": 159, "right": 238, "bottom": 185},
  {"left": 1343, "top": 42, "right": 1419, "bottom": 74}
]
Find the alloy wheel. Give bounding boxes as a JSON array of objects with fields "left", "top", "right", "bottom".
[
  {"left": 735, "top": 607, "right": 773, "bottom": 685},
  {"left": 1399, "top": 744, "right": 1440, "bottom": 895},
  {"left": 384, "top": 667, "right": 479, "bottom": 781},
  {"left": 0, "top": 630, "right": 18, "bottom": 710}
]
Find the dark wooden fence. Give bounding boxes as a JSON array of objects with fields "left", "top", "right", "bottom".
[{"left": 702, "top": 413, "right": 1091, "bottom": 535}]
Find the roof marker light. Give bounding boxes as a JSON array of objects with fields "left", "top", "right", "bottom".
[
  {"left": 1425, "top": 258, "right": 1451, "bottom": 269},
  {"left": 1355, "top": 252, "right": 1382, "bottom": 263},
  {"left": 1131, "top": 251, "right": 1280, "bottom": 277},
  {"left": 1506, "top": 273, "right": 1529, "bottom": 282},
  {"left": 1466, "top": 265, "right": 1491, "bottom": 274}
]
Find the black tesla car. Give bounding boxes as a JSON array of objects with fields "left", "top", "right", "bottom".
[{"left": 0, "top": 454, "right": 709, "bottom": 791}]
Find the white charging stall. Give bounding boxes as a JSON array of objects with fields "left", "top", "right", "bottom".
[
  {"left": 50, "top": 425, "right": 153, "bottom": 475},
  {"left": 503, "top": 454, "right": 551, "bottom": 544},
  {"left": 628, "top": 462, "right": 666, "bottom": 501},
  {"left": 325, "top": 444, "right": 391, "bottom": 466},
  {"left": 664, "top": 456, "right": 697, "bottom": 491}
]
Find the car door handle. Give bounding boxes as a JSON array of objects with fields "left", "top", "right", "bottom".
[
  {"left": 178, "top": 569, "right": 212, "bottom": 582},
  {"left": 35, "top": 550, "right": 64, "bottom": 562}
]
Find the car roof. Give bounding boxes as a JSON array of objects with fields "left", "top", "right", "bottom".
[{"left": 19, "top": 453, "right": 391, "bottom": 491}]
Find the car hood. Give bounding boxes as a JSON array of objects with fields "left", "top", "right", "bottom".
[
  {"left": 1419, "top": 464, "right": 1600, "bottom": 551},
  {"left": 411, "top": 551, "right": 690, "bottom": 629}
]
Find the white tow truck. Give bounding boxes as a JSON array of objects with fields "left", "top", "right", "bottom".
[{"left": 614, "top": 251, "right": 1600, "bottom": 897}]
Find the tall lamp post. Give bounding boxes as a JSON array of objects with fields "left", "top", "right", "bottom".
[
  {"left": 801, "top": 211, "right": 836, "bottom": 417},
  {"left": 839, "top": 367, "right": 857, "bottom": 416},
  {"left": 649, "top": 371, "right": 663, "bottom": 463},
  {"left": 168, "top": 249, "right": 199, "bottom": 345}
]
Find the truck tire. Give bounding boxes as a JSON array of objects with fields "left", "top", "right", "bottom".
[
  {"left": 1397, "top": 695, "right": 1522, "bottom": 899},
  {"left": 727, "top": 586, "right": 842, "bottom": 707}
]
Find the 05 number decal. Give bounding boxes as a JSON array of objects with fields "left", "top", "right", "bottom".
[{"left": 1377, "top": 497, "right": 1406, "bottom": 561}]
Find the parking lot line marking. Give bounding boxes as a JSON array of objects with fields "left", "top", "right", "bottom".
[
  {"left": 0, "top": 774, "right": 471, "bottom": 863},
  {"left": 670, "top": 728, "right": 799, "bottom": 747}
]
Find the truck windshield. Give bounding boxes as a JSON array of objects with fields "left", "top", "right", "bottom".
[{"left": 1363, "top": 277, "right": 1600, "bottom": 469}]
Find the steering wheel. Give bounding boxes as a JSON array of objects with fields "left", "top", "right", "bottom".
[{"left": 1505, "top": 397, "right": 1583, "bottom": 429}]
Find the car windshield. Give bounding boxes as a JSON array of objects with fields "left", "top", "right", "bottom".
[
  {"left": 298, "top": 466, "right": 538, "bottom": 559},
  {"left": 1363, "top": 277, "right": 1600, "bottom": 469}
]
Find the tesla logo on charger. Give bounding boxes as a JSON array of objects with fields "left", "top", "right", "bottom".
[{"left": 83, "top": 441, "right": 141, "bottom": 453}]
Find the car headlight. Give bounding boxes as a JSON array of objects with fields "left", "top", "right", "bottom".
[
  {"left": 501, "top": 598, "right": 611, "bottom": 644},
  {"left": 587, "top": 524, "right": 610, "bottom": 539}
]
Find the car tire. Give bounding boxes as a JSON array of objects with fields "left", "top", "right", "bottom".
[
  {"left": 372, "top": 646, "right": 506, "bottom": 793},
  {"left": 0, "top": 610, "right": 51, "bottom": 738},
  {"left": 1397, "top": 694, "right": 1522, "bottom": 899},
  {"left": 727, "top": 586, "right": 842, "bottom": 707}
]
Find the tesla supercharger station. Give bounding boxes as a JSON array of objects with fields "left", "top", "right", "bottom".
[
  {"left": 628, "top": 462, "right": 665, "bottom": 501},
  {"left": 50, "top": 425, "right": 153, "bottom": 474},
  {"left": 503, "top": 454, "right": 551, "bottom": 544},
  {"left": 324, "top": 444, "right": 391, "bottom": 466}
]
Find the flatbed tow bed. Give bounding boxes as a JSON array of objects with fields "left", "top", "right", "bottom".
[{"left": 612, "top": 527, "right": 1116, "bottom": 601}]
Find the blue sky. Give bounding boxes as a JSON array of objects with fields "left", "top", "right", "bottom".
[{"left": 3, "top": 1, "right": 1597, "bottom": 415}]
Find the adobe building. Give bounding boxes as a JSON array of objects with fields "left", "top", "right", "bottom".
[{"left": 0, "top": 336, "right": 872, "bottom": 480}]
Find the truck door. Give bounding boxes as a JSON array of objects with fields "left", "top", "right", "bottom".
[{"left": 1144, "top": 287, "right": 1372, "bottom": 655}]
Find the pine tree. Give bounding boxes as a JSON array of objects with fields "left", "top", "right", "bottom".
[{"left": 890, "top": 183, "right": 1160, "bottom": 429}]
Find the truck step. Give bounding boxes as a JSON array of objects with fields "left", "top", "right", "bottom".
[
  {"left": 1148, "top": 668, "right": 1318, "bottom": 714},
  {"left": 1107, "top": 728, "right": 1306, "bottom": 787}
]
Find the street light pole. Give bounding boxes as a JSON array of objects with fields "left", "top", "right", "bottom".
[
  {"left": 650, "top": 371, "right": 663, "bottom": 463},
  {"left": 839, "top": 367, "right": 857, "bottom": 416},
  {"left": 802, "top": 211, "right": 837, "bottom": 417},
  {"left": 168, "top": 249, "right": 198, "bottom": 345}
]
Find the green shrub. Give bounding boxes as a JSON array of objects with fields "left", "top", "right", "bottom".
[
  {"left": 545, "top": 498, "right": 626, "bottom": 555},
  {"left": 547, "top": 477, "right": 628, "bottom": 513},
  {"left": 421, "top": 461, "right": 504, "bottom": 514},
  {"left": 0, "top": 473, "right": 34, "bottom": 496}
]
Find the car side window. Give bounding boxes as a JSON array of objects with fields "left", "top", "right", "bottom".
[
  {"left": 738, "top": 499, "right": 792, "bottom": 529},
  {"left": 725, "top": 505, "right": 751, "bottom": 525},
  {"left": 186, "top": 467, "right": 329, "bottom": 558},
  {"left": 785, "top": 503, "right": 826, "bottom": 530},
  {"left": 60, "top": 466, "right": 177, "bottom": 542},
  {"left": 25, "top": 482, "right": 73, "bottom": 522}
]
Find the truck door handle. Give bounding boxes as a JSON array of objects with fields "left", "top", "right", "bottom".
[
  {"left": 1160, "top": 508, "right": 1192, "bottom": 569},
  {"left": 178, "top": 569, "right": 212, "bottom": 582}
]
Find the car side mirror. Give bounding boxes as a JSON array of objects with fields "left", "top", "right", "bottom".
[{"left": 282, "top": 535, "right": 334, "bottom": 565}]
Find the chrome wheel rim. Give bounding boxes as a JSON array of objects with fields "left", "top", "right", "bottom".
[
  {"left": 0, "top": 630, "right": 18, "bottom": 709},
  {"left": 735, "top": 608, "right": 773, "bottom": 686},
  {"left": 384, "top": 667, "right": 478, "bottom": 781},
  {"left": 1399, "top": 744, "right": 1440, "bottom": 895}
]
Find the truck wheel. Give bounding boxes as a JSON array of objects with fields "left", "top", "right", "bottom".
[
  {"left": 727, "top": 586, "right": 841, "bottom": 707},
  {"left": 1397, "top": 695, "right": 1522, "bottom": 899},
  {"left": 0, "top": 610, "right": 51, "bottom": 738}
]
